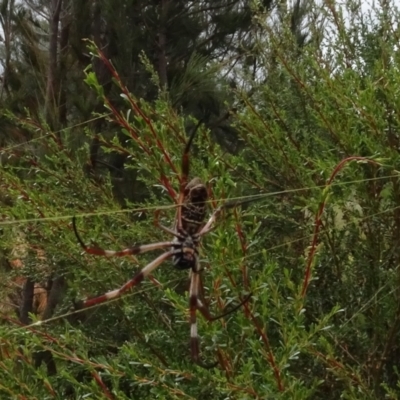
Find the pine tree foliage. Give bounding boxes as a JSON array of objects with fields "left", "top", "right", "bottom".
[{"left": 1, "top": 0, "right": 400, "bottom": 398}]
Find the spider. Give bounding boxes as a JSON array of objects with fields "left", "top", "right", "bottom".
[{"left": 72, "top": 122, "right": 251, "bottom": 368}]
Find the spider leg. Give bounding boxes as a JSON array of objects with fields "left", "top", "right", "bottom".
[
  {"left": 76, "top": 249, "right": 177, "bottom": 308},
  {"left": 189, "top": 268, "right": 251, "bottom": 368},
  {"left": 73, "top": 217, "right": 174, "bottom": 256},
  {"left": 158, "top": 224, "right": 185, "bottom": 240},
  {"left": 197, "top": 206, "right": 224, "bottom": 236},
  {"left": 177, "top": 120, "right": 203, "bottom": 231},
  {"left": 196, "top": 294, "right": 252, "bottom": 320},
  {"left": 196, "top": 271, "right": 251, "bottom": 320},
  {"left": 198, "top": 196, "right": 262, "bottom": 237},
  {"left": 189, "top": 271, "right": 218, "bottom": 369}
]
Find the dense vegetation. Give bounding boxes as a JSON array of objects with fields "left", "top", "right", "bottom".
[{"left": 0, "top": 0, "right": 400, "bottom": 398}]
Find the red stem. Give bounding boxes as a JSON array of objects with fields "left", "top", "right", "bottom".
[{"left": 91, "top": 371, "right": 114, "bottom": 400}]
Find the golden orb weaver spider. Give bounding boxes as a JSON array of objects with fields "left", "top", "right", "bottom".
[{"left": 73, "top": 122, "right": 251, "bottom": 368}]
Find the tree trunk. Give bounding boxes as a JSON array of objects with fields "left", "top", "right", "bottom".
[{"left": 45, "top": 0, "right": 63, "bottom": 130}]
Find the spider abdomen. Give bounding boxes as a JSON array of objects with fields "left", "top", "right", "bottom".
[{"left": 181, "top": 178, "right": 208, "bottom": 236}]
